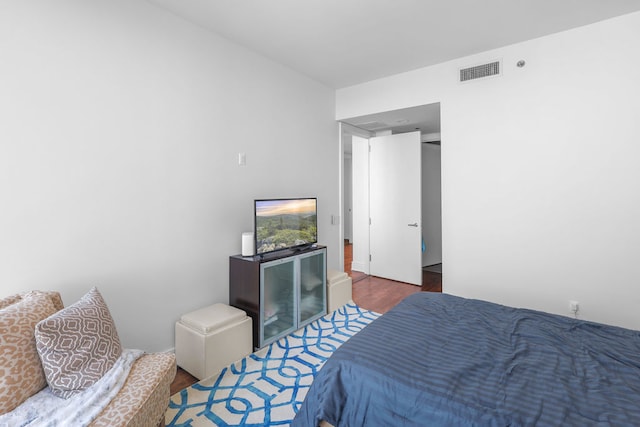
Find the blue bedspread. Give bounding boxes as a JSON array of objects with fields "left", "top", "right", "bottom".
[{"left": 293, "top": 293, "right": 640, "bottom": 426}]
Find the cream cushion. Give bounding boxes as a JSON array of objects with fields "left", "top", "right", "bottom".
[{"left": 180, "top": 303, "right": 247, "bottom": 334}]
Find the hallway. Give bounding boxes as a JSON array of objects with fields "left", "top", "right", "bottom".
[{"left": 344, "top": 241, "right": 441, "bottom": 314}]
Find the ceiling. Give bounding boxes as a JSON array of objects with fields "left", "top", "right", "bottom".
[
  {"left": 147, "top": 0, "right": 640, "bottom": 89},
  {"left": 145, "top": 1, "right": 640, "bottom": 141},
  {"left": 342, "top": 103, "right": 441, "bottom": 138}
]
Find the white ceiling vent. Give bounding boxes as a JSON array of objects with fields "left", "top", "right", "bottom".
[
  {"left": 459, "top": 60, "right": 501, "bottom": 82},
  {"left": 353, "top": 121, "right": 388, "bottom": 130}
]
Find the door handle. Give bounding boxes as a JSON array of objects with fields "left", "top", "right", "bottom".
[{"left": 407, "top": 223, "right": 418, "bottom": 227}]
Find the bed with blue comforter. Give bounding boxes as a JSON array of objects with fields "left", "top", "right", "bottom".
[{"left": 293, "top": 292, "right": 640, "bottom": 426}]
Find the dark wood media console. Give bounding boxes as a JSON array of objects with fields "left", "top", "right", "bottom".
[{"left": 229, "top": 245, "right": 327, "bottom": 349}]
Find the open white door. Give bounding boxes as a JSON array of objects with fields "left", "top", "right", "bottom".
[
  {"left": 350, "top": 135, "right": 370, "bottom": 274},
  {"left": 370, "top": 131, "right": 422, "bottom": 285}
]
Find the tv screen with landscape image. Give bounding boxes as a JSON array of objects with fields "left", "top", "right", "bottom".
[{"left": 254, "top": 198, "right": 317, "bottom": 255}]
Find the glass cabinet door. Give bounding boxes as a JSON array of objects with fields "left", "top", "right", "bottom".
[
  {"left": 298, "top": 249, "right": 327, "bottom": 327},
  {"left": 260, "top": 257, "right": 296, "bottom": 347}
]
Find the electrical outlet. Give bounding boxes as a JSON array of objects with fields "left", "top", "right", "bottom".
[{"left": 569, "top": 300, "right": 579, "bottom": 315}]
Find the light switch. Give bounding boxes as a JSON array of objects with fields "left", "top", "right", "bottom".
[{"left": 238, "top": 152, "right": 246, "bottom": 166}]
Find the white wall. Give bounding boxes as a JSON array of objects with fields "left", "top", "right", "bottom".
[
  {"left": 421, "top": 144, "right": 442, "bottom": 267},
  {"left": 0, "top": 0, "right": 337, "bottom": 352},
  {"left": 337, "top": 11, "right": 640, "bottom": 330}
]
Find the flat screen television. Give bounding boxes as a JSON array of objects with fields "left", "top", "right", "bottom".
[{"left": 254, "top": 198, "right": 317, "bottom": 255}]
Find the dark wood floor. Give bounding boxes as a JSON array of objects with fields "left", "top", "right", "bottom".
[
  {"left": 170, "top": 365, "right": 198, "bottom": 396},
  {"left": 169, "top": 241, "right": 441, "bottom": 395},
  {"left": 422, "top": 263, "right": 443, "bottom": 293}
]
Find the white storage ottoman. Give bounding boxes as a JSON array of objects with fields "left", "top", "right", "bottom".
[
  {"left": 175, "top": 303, "right": 252, "bottom": 380},
  {"left": 327, "top": 269, "right": 353, "bottom": 312}
]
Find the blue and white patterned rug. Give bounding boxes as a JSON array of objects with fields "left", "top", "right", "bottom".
[{"left": 165, "top": 303, "right": 379, "bottom": 427}]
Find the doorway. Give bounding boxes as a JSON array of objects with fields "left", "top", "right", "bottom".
[{"left": 339, "top": 103, "right": 442, "bottom": 287}]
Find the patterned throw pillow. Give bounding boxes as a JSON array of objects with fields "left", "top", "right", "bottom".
[
  {"left": 0, "top": 292, "right": 57, "bottom": 415},
  {"left": 0, "top": 291, "right": 64, "bottom": 312},
  {"left": 0, "top": 293, "right": 23, "bottom": 310},
  {"left": 35, "top": 287, "right": 123, "bottom": 399}
]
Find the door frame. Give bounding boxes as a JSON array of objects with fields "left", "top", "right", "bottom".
[
  {"left": 341, "top": 125, "right": 423, "bottom": 283},
  {"left": 339, "top": 110, "right": 442, "bottom": 283}
]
